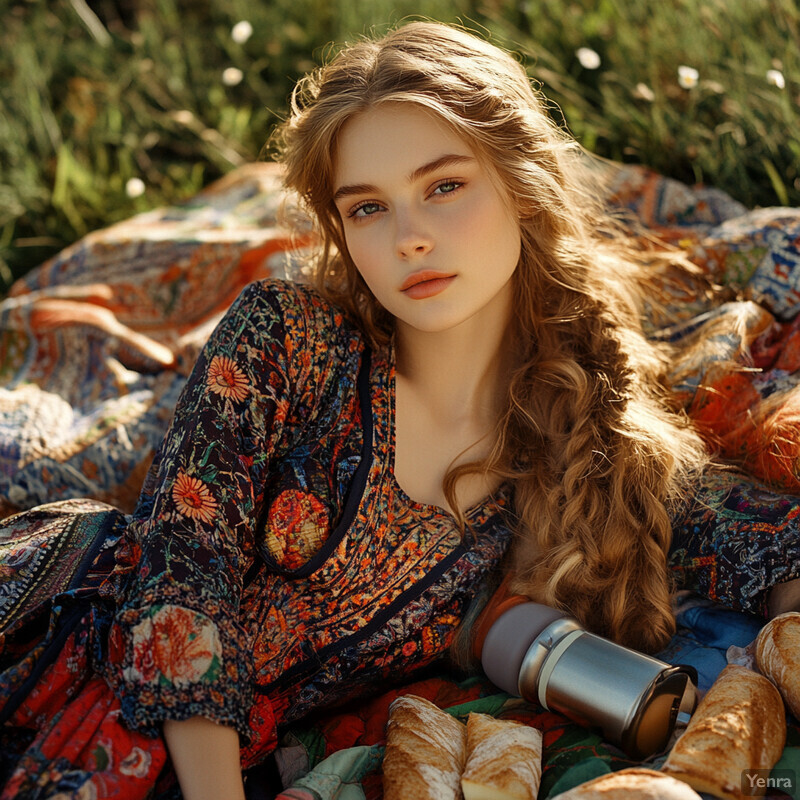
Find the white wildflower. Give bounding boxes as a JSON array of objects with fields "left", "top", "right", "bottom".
[
  {"left": 125, "top": 178, "right": 145, "bottom": 198},
  {"left": 633, "top": 82, "right": 655, "bottom": 102},
  {"left": 576, "top": 47, "right": 601, "bottom": 70},
  {"left": 231, "top": 20, "right": 253, "bottom": 44},
  {"left": 222, "top": 67, "right": 244, "bottom": 87},
  {"left": 767, "top": 69, "right": 786, "bottom": 89},
  {"left": 677, "top": 65, "right": 699, "bottom": 89}
]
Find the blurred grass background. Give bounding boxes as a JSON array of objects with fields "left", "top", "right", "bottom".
[{"left": 1, "top": 0, "right": 798, "bottom": 294}]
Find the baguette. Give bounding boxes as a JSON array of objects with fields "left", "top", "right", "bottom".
[
  {"left": 382, "top": 694, "right": 467, "bottom": 800},
  {"left": 550, "top": 768, "right": 702, "bottom": 799},
  {"left": 461, "top": 712, "right": 542, "bottom": 800},
  {"left": 755, "top": 611, "right": 800, "bottom": 719},
  {"left": 661, "top": 664, "right": 786, "bottom": 800}
]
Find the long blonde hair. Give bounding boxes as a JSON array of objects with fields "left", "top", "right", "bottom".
[{"left": 272, "top": 21, "right": 707, "bottom": 653}]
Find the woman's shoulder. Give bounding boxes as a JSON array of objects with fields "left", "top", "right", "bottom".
[
  {"left": 239, "top": 278, "right": 364, "bottom": 349},
  {"left": 231, "top": 279, "right": 368, "bottom": 397}
]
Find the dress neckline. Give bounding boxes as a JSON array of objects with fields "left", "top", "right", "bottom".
[{"left": 376, "top": 337, "right": 510, "bottom": 523}]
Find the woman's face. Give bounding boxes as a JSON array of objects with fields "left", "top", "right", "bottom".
[{"left": 332, "top": 103, "right": 521, "bottom": 337}]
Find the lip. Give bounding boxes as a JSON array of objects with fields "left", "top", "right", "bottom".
[
  {"left": 400, "top": 269, "right": 455, "bottom": 292},
  {"left": 400, "top": 270, "right": 456, "bottom": 299},
  {"left": 402, "top": 276, "right": 456, "bottom": 300}
]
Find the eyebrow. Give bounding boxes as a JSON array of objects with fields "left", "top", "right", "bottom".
[{"left": 332, "top": 154, "right": 475, "bottom": 202}]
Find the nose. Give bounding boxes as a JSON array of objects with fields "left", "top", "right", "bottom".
[{"left": 395, "top": 209, "right": 433, "bottom": 259}]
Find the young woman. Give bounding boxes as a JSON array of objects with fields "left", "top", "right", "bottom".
[{"left": 1, "top": 20, "right": 798, "bottom": 800}]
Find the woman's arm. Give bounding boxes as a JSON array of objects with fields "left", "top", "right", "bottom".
[
  {"left": 163, "top": 717, "right": 245, "bottom": 800},
  {"left": 110, "top": 283, "right": 313, "bottom": 741}
]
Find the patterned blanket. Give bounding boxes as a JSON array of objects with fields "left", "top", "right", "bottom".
[{"left": 1, "top": 162, "right": 799, "bottom": 798}]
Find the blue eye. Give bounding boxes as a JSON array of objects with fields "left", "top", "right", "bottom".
[
  {"left": 432, "top": 180, "right": 462, "bottom": 196},
  {"left": 349, "top": 202, "right": 383, "bottom": 218}
]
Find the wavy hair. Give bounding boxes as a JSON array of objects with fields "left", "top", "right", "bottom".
[{"left": 271, "top": 21, "right": 707, "bottom": 653}]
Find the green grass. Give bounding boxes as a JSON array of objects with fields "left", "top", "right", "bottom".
[
  {"left": 488, "top": 0, "right": 800, "bottom": 204},
  {"left": 1, "top": 0, "right": 798, "bottom": 294}
]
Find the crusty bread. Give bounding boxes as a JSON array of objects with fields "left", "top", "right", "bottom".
[
  {"left": 460, "top": 712, "right": 542, "bottom": 800},
  {"left": 755, "top": 611, "right": 800, "bottom": 719},
  {"left": 661, "top": 664, "right": 786, "bottom": 800},
  {"left": 382, "top": 694, "right": 467, "bottom": 800},
  {"left": 550, "top": 768, "right": 702, "bottom": 799}
]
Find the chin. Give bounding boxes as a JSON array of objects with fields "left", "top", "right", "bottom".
[{"left": 396, "top": 311, "right": 466, "bottom": 334}]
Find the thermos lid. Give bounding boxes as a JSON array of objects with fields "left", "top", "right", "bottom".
[{"left": 481, "top": 602, "right": 568, "bottom": 694}]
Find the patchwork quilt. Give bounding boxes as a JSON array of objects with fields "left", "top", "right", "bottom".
[{"left": 1, "top": 161, "right": 799, "bottom": 799}]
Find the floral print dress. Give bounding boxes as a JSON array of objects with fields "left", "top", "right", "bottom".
[{"left": 0, "top": 279, "right": 513, "bottom": 798}]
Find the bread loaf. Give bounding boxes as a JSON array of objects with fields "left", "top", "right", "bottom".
[
  {"left": 661, "top": 664, "right": 786, "bottom": 800},
  {"left": 382, "top": 694, "right": 467, "bottom": 800},
  {"left": 755, "top": 611, "right": 800, "bottom": 719},
  {"left": 550, "top": 768, "right": 702, "bottom": 799},
  {"left": 460, "top": 712, "right": 542, "bottom": 800}
]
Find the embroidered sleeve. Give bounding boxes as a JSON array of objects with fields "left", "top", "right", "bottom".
[{"left": 107, "top": 280, "right": 317, "bottom": 741}]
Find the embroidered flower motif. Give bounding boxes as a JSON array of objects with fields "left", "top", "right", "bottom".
[
  {"left": 119, "top": 747, "right": 152, "bottom": 778},
  {"left": 130, "top": 619, "right": 157, "bottom": 683},
  {"left": 172, "top": 472, "right": 218, "bottom": 523},
  {"left": 155, "top": 606, "right": 221, "bottom": 686},
  {"left": 206, "top": 355, "right": 250, "bottom": 401},
  {"left": 128, "top": 605, "right": 222, "bottom": 688},
  {"left": 264, "top": 490, "right": 328, "bottom": 569}
]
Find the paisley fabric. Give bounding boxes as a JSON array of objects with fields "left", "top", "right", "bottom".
[
  {"left": 0, "top": 163, "right": 309, "bottom": 518},
  {"left": 670, "top": 467, "right": 800, "bottom": 615},
  {"left": 0, "top": 499, "right": 121, "bottom": 630}
]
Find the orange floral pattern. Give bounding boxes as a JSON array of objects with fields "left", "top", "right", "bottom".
[
  {"left": 129, "top": 605, "right": 221, "bottom": 688},
  {"left": 118, "top": 746, "right": 152, "bottom": 778},
  {"left": 206, "top": 354, "right": 250, "bottom": 401},
  {"left": 171, "top": 472, "right": 218, "bottom": 523},
  {"left": 264, "top": 489, "right": 328, "bottom": 569}
]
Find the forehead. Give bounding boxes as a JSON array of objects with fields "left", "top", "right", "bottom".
[{"left": 333, "top": 103, "right": 476, "bottom": 186}]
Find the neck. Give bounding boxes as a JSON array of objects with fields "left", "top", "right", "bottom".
[{"left": 394, "top": 287, "right": 513, "bottom": 427}]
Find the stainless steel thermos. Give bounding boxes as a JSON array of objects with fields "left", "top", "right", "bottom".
[{"left": 480, "top": 602, "right": 697, "bottom": 758}]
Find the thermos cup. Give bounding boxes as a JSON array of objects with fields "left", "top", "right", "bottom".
[{"left": 480, "top": 602, "right": 697, "bottom": 759}]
